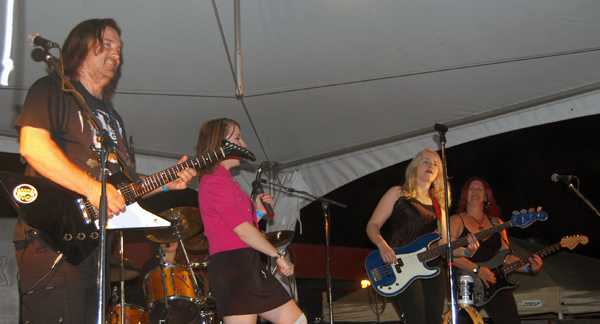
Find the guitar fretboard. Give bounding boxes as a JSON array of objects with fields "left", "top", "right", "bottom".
[
  {"left": 418, "top": 221, "right": 513, "bottom": 263},
  {"left": 126, "top": 148, "right": 226, "bottom": 199},
  {"left": 501, "top": 242, "right": 563, "bottom": 275}
]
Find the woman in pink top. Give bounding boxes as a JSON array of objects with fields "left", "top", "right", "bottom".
[{"left": 195, "top": 118, "right": 306, "bottom": 324}]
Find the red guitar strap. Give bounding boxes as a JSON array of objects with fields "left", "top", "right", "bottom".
[{"left": 432, "top": 197, "right": 442, "bottom": 221}]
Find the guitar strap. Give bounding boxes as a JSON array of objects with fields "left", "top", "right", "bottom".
[{"left": 431, "top": 197, "right": 442, "bottom": 221}]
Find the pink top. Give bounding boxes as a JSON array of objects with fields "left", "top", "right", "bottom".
[{"left": 198, "top": 164, "right": 258, "bottom": 255}]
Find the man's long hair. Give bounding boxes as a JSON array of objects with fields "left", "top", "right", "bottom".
[{"left": 61, "top": 18, "right": 121, "bottom": 97}]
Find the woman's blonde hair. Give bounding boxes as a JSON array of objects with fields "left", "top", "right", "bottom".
[{"left": 401, "top": 148, "right": 450, "bottom": 210}]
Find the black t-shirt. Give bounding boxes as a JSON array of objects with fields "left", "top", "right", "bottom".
[
  {"left": 13, "top": 73, "right": 130, "bottom": 239},
  {"left": 15, "top": 73, "right": 129, "bottom": 179}
]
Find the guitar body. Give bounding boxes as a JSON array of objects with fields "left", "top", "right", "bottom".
[
  {"left": 462, "top": 235, "right": 587, "bottom": 307},
  {"left": 0, "top": 171, "right": 100, "bottom": 265},
  {"left": 365, "top": 232, "right": 441, "bottom": 297},
  {"left": 459, "top": 250, "right": 518, "bottom": 307}
]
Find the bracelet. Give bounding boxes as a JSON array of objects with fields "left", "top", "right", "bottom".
[
  {"left": 526, "top": 265, "right": 531, "bottom": 274},
  {"left": 161, "top": 185, "right": 169, "bottom": 192},
  {"left": 463, "top": 250, "right": 471, "bottom": 258},
  {"left": 257, "top": 210, "right": 265, "bottom": 218},
  {"left": 273, "top": 251, "right": 284, "bottom": 260}
]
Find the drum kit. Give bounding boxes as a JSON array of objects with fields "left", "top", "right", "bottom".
[{"left": 107, "top": 206, "right": 294, "bottom": 324}]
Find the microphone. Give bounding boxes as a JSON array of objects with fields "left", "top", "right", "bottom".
[
  {"left": 434, "top": 123, "right": 448, "bottom": 133},
  {"left": 551, "top": 173, "right": 576, "bottom": 182},
  {"left": 255, "top": 165, "right": 263, "bottom": 182},
  {"left": 28, "top": 33, "right": 60, "bottom": 48},
  {"left": 252, "top": 180, "right": 274, "bottom": 217}
]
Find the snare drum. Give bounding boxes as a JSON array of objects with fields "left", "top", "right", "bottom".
[
  {"left": 144, "top": 264, "right": 201, "bottom": 324},
  {"left": 106, "top": 303, "right": 147, "bottom": 324}
]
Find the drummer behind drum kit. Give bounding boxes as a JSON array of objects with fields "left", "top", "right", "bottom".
[{"left": 108, "top": 207, "right": 295, "bottom": 324}]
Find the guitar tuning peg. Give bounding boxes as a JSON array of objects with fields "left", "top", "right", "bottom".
[
  {"left": 528, "top": 207, "right": 534, "bottom": 213},
  {"left": 512, "top": 210, "right": 519, "bottom": 215},
  {"left": 520, "top": 209, "right": 527, "bottom": 214},
  {"left": 537, "top": 206, "right": 542, "bottom": 212}
]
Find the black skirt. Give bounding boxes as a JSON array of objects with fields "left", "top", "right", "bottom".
[{"left": 208, "top": 248, "right": 292, "bottom": 318}]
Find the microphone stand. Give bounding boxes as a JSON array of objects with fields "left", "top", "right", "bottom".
[
  {"left": 434, "top": 123, "right": 458, "bottom": 324},
  {"left": 260, "top": 179, "right": 346, "bottom": 324},
  {"left": 40, "top": 45, "right": 143, "bottom": 324},
  {"left": 560, "top": 178, "right": 600, "bottom": 217}
]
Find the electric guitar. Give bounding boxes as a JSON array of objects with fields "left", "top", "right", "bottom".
[
  {"left": 364, "top": 210, "right": 548, "bottom": 297},
  {"left": 0, "top": 140, "right": 254, "bottom": 265},
  {"left": 461, "top": 235, "right": 588, "bottom": 307}
]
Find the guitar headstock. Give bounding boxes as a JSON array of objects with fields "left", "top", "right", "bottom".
[
  {"left": 560, "top": 235, "right": 589, "bottom": 250},
  {"left": 221, "top": 140, "right": 256, "bottom": 161},
  {"left": 510, "top": 208, "right": 548, "bottom": 228}
]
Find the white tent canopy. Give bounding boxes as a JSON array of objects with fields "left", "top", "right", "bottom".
[{"left": 1, "top": 1, "right": 600, "bottom": 232}]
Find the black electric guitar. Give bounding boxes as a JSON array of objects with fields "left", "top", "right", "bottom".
[
  {"left": 365, "top": 210, "right": 548, "bottom": 297},
  {"left": 462, "top": 235, "right": 588, "bottom": 307},
  {"left": 0, "top": 140, "right": 254, "bottom": 265}
]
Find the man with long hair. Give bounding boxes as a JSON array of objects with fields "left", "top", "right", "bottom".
[{"left": 13, "top": 19, "right": 196, "bottom": 323}]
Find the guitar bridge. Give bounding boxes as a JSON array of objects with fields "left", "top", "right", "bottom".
[{"left": 370, "top": 269, "right": 382, "bottom": 281}]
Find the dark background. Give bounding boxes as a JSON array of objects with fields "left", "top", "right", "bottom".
[{"left": 296, "top": 113, "right": 600, "bottom": 259}]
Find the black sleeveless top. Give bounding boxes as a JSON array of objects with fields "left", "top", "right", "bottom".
[
  {"left": 384, "top": 196, "right": 439, "bottom": 248},
  {"left": 458, "top": 215, "right": 502, "bottom": 262}
]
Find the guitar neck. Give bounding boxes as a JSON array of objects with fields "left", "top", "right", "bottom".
[
  {"left": 419, "top": 221, "right": 513, "bottom": 263},
  {"left": 128, "top": 148, "right": 225, "bottom": 197},
  {"left": 501, "top": 242, "right": 562, "bottom": 275}
]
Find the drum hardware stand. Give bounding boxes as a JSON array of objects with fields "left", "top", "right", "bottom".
[
  {"left": 173, "top": 227, "right": 204, "bottom": 303},
  {"left": 157, "top": 246, "right": 172, "bottom": 323},
  {"left": 39, "top": 44, "right": 143, "bottom": 324},
  {"left": 434, "top": 123, "right": 459, "bottom": 324},
  {"left": 259, "top": 179, "right": 346, "bottom": 324},
  {"left": 118, "top": 231, "right": 126, "bottom": 324}
]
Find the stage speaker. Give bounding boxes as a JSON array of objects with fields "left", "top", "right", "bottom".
[
  {"left": 0, "top": 217, "right": 19, "bottom": 324},
  {"left": 553, "top": 320, "right": 600, "bottom": 323}
]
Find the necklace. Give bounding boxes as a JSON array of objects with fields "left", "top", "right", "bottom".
[{"left": 466, "top": 212, "right": 486, "bottom": 231}]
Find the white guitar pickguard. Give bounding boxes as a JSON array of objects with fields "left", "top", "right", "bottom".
[{"left": 95, "top": 202, "right": 171, "bottom": 229}]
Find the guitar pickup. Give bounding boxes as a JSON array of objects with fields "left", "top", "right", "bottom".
[
  {"left": 394, "top": 258, "right": 404, "bottom": 273},
  {"left": 76, "top": 198, "right": 92, "bottom": 224}
]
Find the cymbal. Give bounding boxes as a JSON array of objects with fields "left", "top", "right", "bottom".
[
  {"left": 146, "top": 207, "right": 203, "bottom": 243},
  {"left": 263, "top": 230, "right": 294, "bottom": 248},
  {"left": 109, "top": 255, "right": 141, "bottom": 282},
  {"left": 185, "top": 232, "right": 209, "bottom": 252}
]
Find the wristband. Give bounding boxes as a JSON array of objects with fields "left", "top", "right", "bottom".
[
  {"left": 526, "top": 265, "right": 531, "bottom": 274},
  {"left": 463, "top": 250, "right": 471, "bottom": 258},
  {"left": 273, "top": 251, "right": 284, "bottom": 260},
  {"left": 257, "top": 210, "right": 265, "bottom": 219},
  {"left": 161, "top": 185, "right": 169, "bottom": 192}
]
